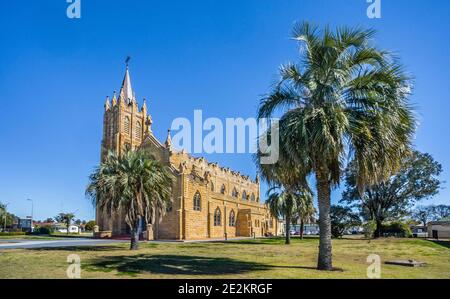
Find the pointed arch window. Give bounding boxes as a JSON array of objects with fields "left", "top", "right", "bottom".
[
  {"left": 193, "top": 191, "right": 201, "bottom": 211},
  {"left": 232, "top": 188, "right": 239, "bottom": 198},
  {"left": 229, "top": 210, "right": 236, "bottom": 227},
  {"left": 124, "top": 116, "right": 131, "bottom": 135},
  {"left": 242, "top": 191, "right": 248, "bottom": 200},
  {"left": 214, "top": 208, "right": 222, "bottom": 226},
  {"left": 135, "top": 121, "right": 142, "bottom": 140},
  {"left": 220, "top": 184, "right": 226, "bottom": 195},
  {"left": 250, "top": 194, "right": 255, "bottom": 202}
]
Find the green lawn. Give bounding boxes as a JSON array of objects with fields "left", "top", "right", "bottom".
[
  {"left": 0, "top": 237, "right": 448, "bottom": 279},
  {"left": 0, "top": 232, "right": 93, "bottom": 240}
]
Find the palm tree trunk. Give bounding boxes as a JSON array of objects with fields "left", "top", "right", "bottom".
[
  {"left": 130, "top": 220, "right": 140, "bottom": 250},
  {"left": 285, "top": 214, "right": 291, "bottom": 245},
  {"left": 316, "top": 170, "right": 333, "bottom": 271},
  {"left": 300, "top": 219, "right": 304, "bottom": 240}
]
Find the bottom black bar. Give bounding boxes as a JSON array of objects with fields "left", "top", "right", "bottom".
[{"left": 0, "top": 279, "right": 447, "bottom": 297}]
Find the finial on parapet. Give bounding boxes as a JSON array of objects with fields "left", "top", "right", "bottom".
[
  {"left": 179, "top": 161, "right": 188, "bottom": 173},
  {"left": 104, "top": 96, "right": 111, "bottom": 111},
  {"left": 112, "top": 90, "right": 117, "bottom": 106},
  {"left": 142, "top": 98, "right": 147, "bottom": 113},
  {"left": 165, "top": 129, "right": 173, "bottom": 150},
  {"left": 145, "top": 115, "right": 153, "bottom": 133}
]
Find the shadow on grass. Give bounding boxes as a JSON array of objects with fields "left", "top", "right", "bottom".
[
  {"left": 428, "top": 239, "right": 450, "bottom": 249},
  {"left": 84, "top": 254, "right": 329, "bottom": 277},
  {"left": 85, "top": 254, "right": 271, "bottom": 276},
  {"left": 224, "top": 237, "right": 320, "bottom": 246}
]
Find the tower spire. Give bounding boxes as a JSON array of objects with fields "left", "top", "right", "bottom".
[{"left": 119, "top": 57, "right": 134, "bottom": 104}]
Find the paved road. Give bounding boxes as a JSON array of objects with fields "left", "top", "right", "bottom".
[{"left": 0, "top": 238, "right": 128, "bottom": 249}]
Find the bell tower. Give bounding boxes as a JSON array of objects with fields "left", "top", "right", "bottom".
[
  {"left": 101, "top": 62, "right": 152, "bottom": 160},
  {"left": 98, "top": 62, "right": 153, "bottom": 234}
]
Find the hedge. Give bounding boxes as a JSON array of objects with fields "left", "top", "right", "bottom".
[{"left": 0, "top": 232, "right": 27, "bottom": 236}]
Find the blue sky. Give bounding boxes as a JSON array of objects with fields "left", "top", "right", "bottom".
[{"left": 0, "top": 0, "right": 449, "bottom": 221}]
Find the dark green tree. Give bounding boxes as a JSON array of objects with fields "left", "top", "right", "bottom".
[
  {"left": 0, "top": 203, "right": 15, "bottom": 230},
  {"left": 431, "top": 204, "right": 450, "bottom": 220},
  {"left": 342, "top": 151, "right": 442, "bottom": 237},
  {"left": 411, "top": 205, "right": 434, "bottom": 225},
  {"left": 330, "top": 205, "right": 361, "bottom": 238},
  {"left": 84, "top": 220, "right": 96, "bottom": 231}
]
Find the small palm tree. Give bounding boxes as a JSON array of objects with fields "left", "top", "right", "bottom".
[
  {"left": 86, "top": 150, "right": 174, "bottom": 250},
  {"left": 294, "top": 191, "right": 315, "bottom": 239},
  {"left": 55, "top": 213, "right": 75, "bottom": 235},
  {"left": 266, "top": 187, "right": 297, "bottom": 245},
  {"left": 258, "top": 22, "right": 415, "bottom": 270}
]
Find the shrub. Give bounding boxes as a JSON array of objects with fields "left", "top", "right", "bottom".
[
  {"left": 330, "top": 205, "right": 361, "bottom": 238},
  {"left": 84, "top": 220, "right": 96, "bottom": 232},
  {"left": 381, "top": 221, "right": 412, "bottom": 238},
  {"left": 35, "top": 225, "right": 54, "bottom": 235},
  {"left": 363, "top": 221, "right": 376, "bottom": 239},
  {"left": 0, "top": 231, "right": 26, "bottom": 236}
]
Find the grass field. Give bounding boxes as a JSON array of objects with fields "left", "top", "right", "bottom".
[
  {"left": 0, "top": 232, "right": 93, "bottom": 240},
  {"left": 0, "top": 237, "right": 448, "bottom": 279}
]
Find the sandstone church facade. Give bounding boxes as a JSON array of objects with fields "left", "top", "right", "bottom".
[{"left": 96, "top": 65, "right": 280, "bottom": 240}]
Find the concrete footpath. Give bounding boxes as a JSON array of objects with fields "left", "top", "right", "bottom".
[{"left": 0, "top": 238, "right": 128, "bottom": 249}]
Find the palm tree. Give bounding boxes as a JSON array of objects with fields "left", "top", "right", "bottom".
[
  {"left": 55, "top": 213, "right": 76, "bottom": 235},
  {"left": 266, "top": 187, "right": 297, "bottom": 245},
  {"left": 258, "top": 22, "right": 415, "bottom": 270},
  {"left": 86, "top": 150, "right": 174, "bottom": 250},
  {"left": 294, "top": 191, "right": 315, "bottom": 239}
]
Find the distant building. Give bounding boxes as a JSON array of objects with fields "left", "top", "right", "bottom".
[
  {"left": 428, "top": 218, "right": 450, "bottom": 239},
  {"left": 18, "top": 218, "right": 33, "bottom": 232},
  {"left": 410, "top": 225, "right": 427, "bottom": 238}
]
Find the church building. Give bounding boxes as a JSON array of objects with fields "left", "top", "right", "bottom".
[{"left": 96, "top": 64, "right": 280, "bottom": 240}]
